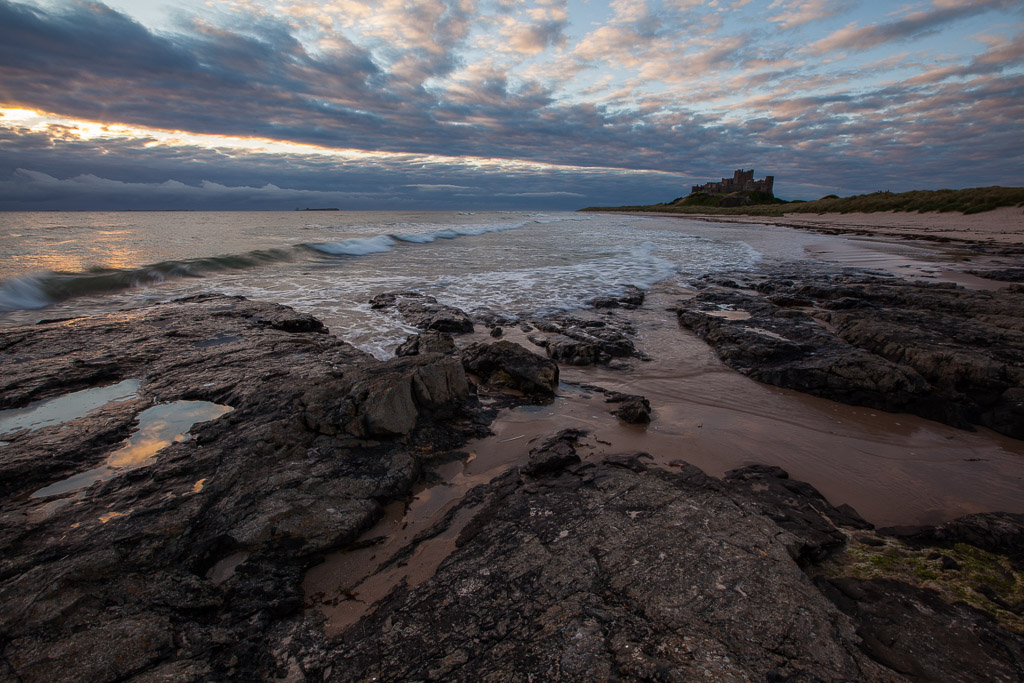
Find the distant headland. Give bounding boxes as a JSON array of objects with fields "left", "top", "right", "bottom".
[{"left": 581, "top": 176, "right": 1024, "bottom": 216}]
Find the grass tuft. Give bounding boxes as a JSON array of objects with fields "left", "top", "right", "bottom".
[
  {"left": 823, "top": 532, "right": 1024, "bottom": 633},
  {"left": 581, "top": 186, "right": 1024, "bottom": 216}
]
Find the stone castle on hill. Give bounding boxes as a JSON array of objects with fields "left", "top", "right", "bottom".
[{"left": 691, "top": 169, "right": 774, "bottom": 195}]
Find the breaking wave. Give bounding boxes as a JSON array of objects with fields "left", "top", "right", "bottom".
[{"left": 0, "top": 220, "right": 534, "bottom": 313}]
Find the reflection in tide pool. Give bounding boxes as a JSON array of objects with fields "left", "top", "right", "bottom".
[
  {"left": 0, "top": 379, "right": 141, "bottom": 436},
  {"left": 31, "top": 400, "right": 233, "bottom": 499}
]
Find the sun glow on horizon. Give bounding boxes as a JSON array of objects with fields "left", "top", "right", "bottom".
[{"left": 0, "top": 106, "right": 685, "bottom": 180}]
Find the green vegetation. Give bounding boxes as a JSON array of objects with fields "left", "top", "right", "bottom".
[
  {"left": 823, "top": 532, "right": 1024, "bottom": 633},
  {"left": 581, "top": 186, "right": 1024, "bottom": 216}
]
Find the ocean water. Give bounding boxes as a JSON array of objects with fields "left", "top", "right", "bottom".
[{"left": 1, "top": 210, "right": 836, "bottom": 356}]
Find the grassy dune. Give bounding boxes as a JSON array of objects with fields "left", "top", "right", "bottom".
[{"left": 581, "top": 186, "right": 1024, "bottom": 216}]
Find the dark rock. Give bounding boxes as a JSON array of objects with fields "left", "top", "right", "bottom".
[
  {"left": 967, "top": 267, "right": 1024, "bottom": 282},
  {"left": 6, "top": 290, "right": 1021, "bottom": 682},
  {"left": 766, "top": 293, "right": 814, "bottom": 307},
  {"left": 941, "top": 555, "right": 962, "bottom": 571},
  {"left": 815, "top": 576, "right": 1024, "bottom": 681},
  {"left": 822, "top": 296, "right": 874, "bottom": 310},
  {"left": 394, "top": 330, "right": 456, "bottom": 356},
  {"left": 677, "top": 278, "right": 1024, "bottom": 438},
  {"left": 0, "top": 294, "right": 490, "bottom": 682},
  {"left": 678, "top": 291, "right": 934, "bottom": 420},
  {"left": 609, "top": 394, "right": 651, "bottom": 424},
  {"left": 527, "top": 315, "right": 639, "bottom": 366},
  {"left": 535, "top": 333, "right": 605, "bottom": 365},
  {"left": 341, "top": 354, "right": 470, "bottom": 437},
  {"left": 590, "top": 285, "right": 646, "bottom": 309},
  {"left": 461, "top": 340, "right": 559, "bottom": 395},
  {"left": 369, "top": 291, "right": 473, "bottom": 333},
  {"left": 724, "top": 464, "right": 871, "bottom": 565},
  {"left": 522, "top": 429, "right": 585, "bottom": 476},
  {"left": 325, "top": 458, "right": 902, "bottom": 681},
  {"left": 489, "top": 326, "right": 503, "bottom": 338}
]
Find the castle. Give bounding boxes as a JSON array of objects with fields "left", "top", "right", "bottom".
[{"left": 691, "top": 169, "right": 774, "bottom": 195}]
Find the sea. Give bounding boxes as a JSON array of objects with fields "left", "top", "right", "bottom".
[{"left": 0, "top": 209, "right": 839, "bottom": 357}]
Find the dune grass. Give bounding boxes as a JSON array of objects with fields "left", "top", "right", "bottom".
[{"left": 581, "top": 186, "right": 1024, "bottom": 216}]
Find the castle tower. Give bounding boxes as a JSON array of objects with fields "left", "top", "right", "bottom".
[{"left": 688, "top": 169, "right": 774, "bottom": 196}]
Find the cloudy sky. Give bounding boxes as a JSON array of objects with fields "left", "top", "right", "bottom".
[{"left": 0, "top": 0, "right": 1021, "bottom": 210}]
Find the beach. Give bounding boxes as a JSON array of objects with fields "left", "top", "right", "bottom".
[
  {"left": 625, "top": 205, "right": 1024, "bottom": 249},
  {"left": 1, "top": 208, "right": 1023, "bottom": 679}
]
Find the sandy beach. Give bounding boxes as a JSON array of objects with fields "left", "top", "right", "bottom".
[{"left": 635, "top": 205, "right": 1024, "bottom": 249}]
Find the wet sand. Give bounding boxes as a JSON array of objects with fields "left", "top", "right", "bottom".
[
  {"left": 764, "top": 207, "right": 1024, "bottom": 247},
  {"left": 469, "top": 287, "right": 1024, "bottom": 528}
]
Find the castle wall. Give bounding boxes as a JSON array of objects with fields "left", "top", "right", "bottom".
[{"left": 691, "top": 169, "right": 774, "bottom": 195}]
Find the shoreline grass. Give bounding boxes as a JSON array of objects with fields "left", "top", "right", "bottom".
[{"left": 581, "top": 186, "right": 1024, "bottom": 216}]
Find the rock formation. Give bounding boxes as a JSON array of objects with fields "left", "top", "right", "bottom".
[{"left": 677, "top": 273, "right": 1024, "bottom": 438}]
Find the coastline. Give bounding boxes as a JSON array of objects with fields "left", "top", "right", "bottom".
[
  {"left": 1, "top": 215, "right": 1023, "bottom": 679},
  {"left": 600, "top": 205, "right": 1024, "bottom": 251}
]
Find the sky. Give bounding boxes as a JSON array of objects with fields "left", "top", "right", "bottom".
[{"left": 0, "top": 0, "right": 1021, "bottom": 210}]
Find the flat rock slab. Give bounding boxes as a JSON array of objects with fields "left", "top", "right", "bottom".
[{"left": 325, "top": 454, "right": 1024, "bottom": 681}]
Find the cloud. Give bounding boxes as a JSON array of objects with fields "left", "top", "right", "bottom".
[
  {"left": 808, "top": 0, "right": 1016, "bottom": 54},
  {"left": 404, "top": 183, "right": 476, "bottom": 190},
  {"left": 496, "top": 191, "right": 586, "bottom": 197},
  {"left": 903, "top": 29, "right": 1024, "bottom": 85},
  {"left": 768, "top": 0, "right": 845, "bottom": 29},
  {"left": 0, "top": 0, "right": 1021, "bottom": 208},
  {"left": 0, "top": 130, "right": 700, "bottom": 210}
]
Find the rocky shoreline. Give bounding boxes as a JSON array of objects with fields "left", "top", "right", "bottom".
[
  {"left": 2, "top": 258, "right": 1023, "bottom": 679},
  {"left": 677, "top": 268, "right": 1024, "bottom": 439}
]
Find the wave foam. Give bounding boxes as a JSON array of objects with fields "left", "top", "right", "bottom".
[
  {"left": 0, "top": 218, "right": 535, "bottom": 315},
  {"left": 307, "top": 235, "right": 397, "bottom": 255}
]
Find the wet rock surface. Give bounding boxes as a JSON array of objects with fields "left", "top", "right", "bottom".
[
  {"left": 461, "top": 340, "right": 559, "bottom": 395},
  {"left": 589, "top": 285, "right": 646, "bottom": 309},
  {"left": 394, "top": 329, "right": 457, "bottom": 357},
  {"left": 815, "top": 576, "right": 1024, "bottom": 682},
  {"left": 527, "top": 315, "right": 641, "bottom": 366},
  {"left": 968, "top": 267, "right": 1024, "bottom": 282},
  {"left": 724, "top": 464, "right": 872, "bottom": 565},
  {"left": 607, "top": 392, "right": 652, "bottom": 424},
  {"left": 522, "top": 428, "right": 585, "bottom": 476},
  {"left": 676, "top": 272, "right": 1024, "bottom": 437},
  {"left": 880, "top": 512, "right": 1024, "bottom": 570},
  {"left": 2, "top": 290, "right": 1023, "bottom": 681},
  {"left": 321, "top": 445, "right": 1024, "bottom": 681},
  {"left": 0, "top": 294, "right": 488, "bottom": 681},
  {"left": 369, "top": 291, "right": 474, "bottom": 333}
]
